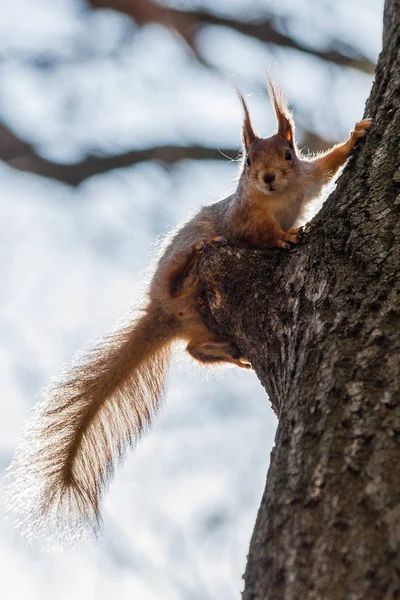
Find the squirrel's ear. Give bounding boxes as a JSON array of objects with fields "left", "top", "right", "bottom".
[
  {"left": 267, "top": 77, "right": 295, "bottom": 147},
  {"left": 237, "top": 91, "right": 257, "bottom": 151}
]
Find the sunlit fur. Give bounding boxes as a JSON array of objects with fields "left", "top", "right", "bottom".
[
  {"left": 7, "top": 307, "right": 177, "bottom": 544},
  {"left": 6, "top": 77, "right": 371, "bottom": 544},
  {"left": 235, "top": 78, "right": 371, "bottom": 240}
]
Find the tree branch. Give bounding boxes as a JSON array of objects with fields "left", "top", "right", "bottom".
[
  {"left": 196, "top": 2, "right": 400, "bottom": 597},
  {"left": 87, "top": 0, "right": 375, "bottom": 74},
  {"left": 0, "top": 121, "right": 334, "bottom": 186},
  {"left": 1, "top": 139, "right": 238, "bottom": 187}
]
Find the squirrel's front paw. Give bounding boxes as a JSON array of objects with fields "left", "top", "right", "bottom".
[
  {"left": 278, "top": 227, "right": 303, "bottom": 249},
  {"left": 351, "top": 118, "right": 373, "bottom": 141}
]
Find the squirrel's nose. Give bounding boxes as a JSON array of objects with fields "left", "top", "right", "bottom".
[{"left": 263, "top": 172, "right": 276, "bottom": 184}]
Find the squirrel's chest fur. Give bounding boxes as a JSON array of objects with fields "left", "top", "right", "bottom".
[
  {"left": 262, "top": 189, "right": 304, "bottom": 230},
  {"left": 237, "top": 166, "right": 325, "bottom": 235},
  {"left": 232, "top": 186, "right": 306, "bottom": 238}
]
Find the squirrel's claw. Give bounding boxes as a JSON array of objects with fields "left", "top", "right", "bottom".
[
  {"left": 197, "top": 236, "right": 228, "bottom": 252},
  {"left": 351, "top": 118, "right": 373, "bottom": 140},
  {"left": 207, "top": 236, "right": 228, "bottom": 247},
  {"left": 238, "top": 357, "right": 252, "bottom": 369},
  {"left": 279, "top": 227, "right": 303, "bottom": 249}
]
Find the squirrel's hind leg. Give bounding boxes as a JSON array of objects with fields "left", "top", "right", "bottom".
[
  {"left": 188, "top": 337, "right": 252, "bottom": 370},
  {"left": 169, "top": 237, "right": 227, "bottom": 299},
  {"left": 167, "top": 239, "right": 251, "bottom": 369}
]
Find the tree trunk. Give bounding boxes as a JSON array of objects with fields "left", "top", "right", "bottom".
[{"left": 198, "top": 1, "right": 400, "bottom": 598}]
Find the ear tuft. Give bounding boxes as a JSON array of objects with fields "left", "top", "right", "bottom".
[
  {"left": 237, "top": 90, "right": 257, "bottom": 151},
  {"left": 266, "top": 76, "right": 295, "bottom": 146}
]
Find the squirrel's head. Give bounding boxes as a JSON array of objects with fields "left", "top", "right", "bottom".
[{"left": 239, "top": 79, "right": 298, "bottom": 197}]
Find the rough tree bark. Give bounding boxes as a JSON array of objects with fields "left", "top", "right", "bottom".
[{"left": 198, "top": 1, "right": 400, "bottom": 598}]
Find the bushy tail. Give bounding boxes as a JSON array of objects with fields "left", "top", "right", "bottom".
[{"left": 6, "top": 305, "right": 178, "bottom": 545}]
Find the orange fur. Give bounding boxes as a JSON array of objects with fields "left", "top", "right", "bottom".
[{"left": 6, "top": 77, "right": 372, "bottom": 542}]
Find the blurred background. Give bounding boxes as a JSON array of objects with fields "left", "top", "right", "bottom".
[{"left": 0, "top": 1, "right": 382, "bottom": 598}]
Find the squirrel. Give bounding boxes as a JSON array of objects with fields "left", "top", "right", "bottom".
[{"left": 7, "top": 77, "right": 372, "bottom": 543}]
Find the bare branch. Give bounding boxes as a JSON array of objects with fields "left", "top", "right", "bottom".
[
  {"left": 0, "top": 121, "right": 334, "bottom": 186},
  {"left": 87, "top": 0, "right": 375, "bottom": 74},
  {"left": 0, "top": 144, "right": 235, "bottom": 188}
]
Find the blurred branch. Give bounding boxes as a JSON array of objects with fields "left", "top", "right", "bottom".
[
  {"left": 0, "top": 121, "right": 333, "bottom": 187},
  {"left": 0, "top": 122, "right": 239, "bottom": 185},
  {"left": 87, "top": 0, "right": 375, "bottom": 74}
]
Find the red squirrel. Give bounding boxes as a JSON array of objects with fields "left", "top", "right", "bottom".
[{"left": 7, "top": 78, "right": 372, "bottom": 542}]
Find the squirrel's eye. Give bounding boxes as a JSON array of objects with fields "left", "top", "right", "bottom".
[
  {"left": 245, "top": 155, "right": 251, "bottom": 167},
  {"left": 285, "top": 149, "right": 292, "bottom": 161}
]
